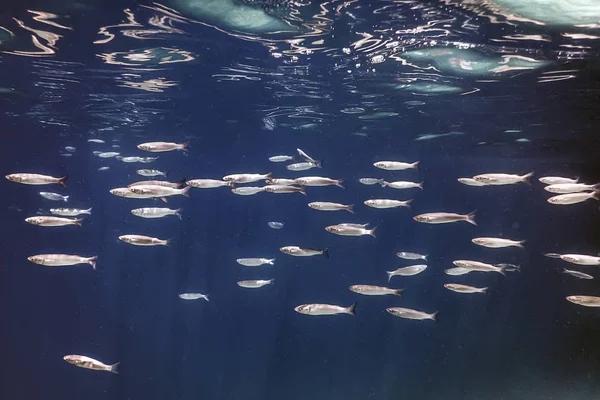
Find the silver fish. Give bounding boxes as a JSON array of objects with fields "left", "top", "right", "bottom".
[
  {"left": 236, "top": 258, "right": 275, "bottom": 267},
  {"left": 265, "top": 178, "right": 296, "bottom": 186},
  {"left": 232, "top": 186, "right": 265, "bottom": 196},
  {"left": 25, "top": 216, "right": 82, "bottom": 227},
  {"left": 223, "top": 173, "right": 272, "bottom": 184},
  {"left": 186, "top": 179, "right": 233, "bottom": 189},
  {"left": 262, "top": 185, "right": 306, "bottom": 195},
  {"left": 359, "top": 178, "right": 385, "bottom": 186},
  {"left": 131, "top": 207, "right": 182, "bottom": 220},
  {"left": 237, "top": 279, "right": 274, "bottom": 288},
  {"left": 40, "top": 192, "right": 69, "bottom": 202},
  {"left": 560, "top": 254, "right": 600, "bottom": 266},
  {"left": 383, "top": 181, "right": 423, "bottom": 190},
  {"left": 179, "top": 293, "right": 209, "bottom": 301},
  {"left": 547, "top": 192, "right": 600, "bottom": 205},
  {"left": 50, "top": 207, "right": 92, "bottom": 216},
  {"left": 87, "top": 139, "right": 105, "bottom": 143},
  {"left": 268, "top": 221, "right": 284, "bottom": 229},
  {"left": 296, "top": 148, "right": 317, "bottom": 163},
  {"left": 137, "top": 141, "right": 188, "bottom": 152},
  {"left": 386, "top": 265, "right": 427, "bottom": 281},
  {"left": 414, "top": 211, "right": 476, "bottom": 225},
  {"left": 396, "top": 252, "right": 427, "bottom": 260},
  {"left": 128, "top": 185, "right": 190, "bottom": 198},
  {"left": 472, "top": 172, "right": 533, "bottom": 185},
  {"left": 562, "top": 269, "right": 593, "bottom": 280},
  {"left": 294, "top": 176, "right": 344, "bottom": 188},
  {"left": 373, "top": 161, "right": 419, "bottom": 171},
  {"left": 364, "top": 199, "right": 412, "bottom": 209},
  {"left": 98, "top": 152, "right": 120, "bottom": 158},
  {"left": 387, "top": 307, "right": 437, "bottom": 321},
  {"left": 269, "top": 155, "right": 294, "bottom": 162},
  {"left": 444, "top": 283, "right": 487, "bottom": 294},
  {"left": 295, "top": 303, "right": 356, "bottom": 316},
  {"left": 457, "top": 178, "right": 488, "bottom": 187},
  {"left": 118, "top": 234, "right": 169, "bottom": 246},
  {"left": 325, "top": 224, "right": 376, "bottom": 238},
  {"left": 566, "top": 295, "right": 600, "bottom": 307},
  {"left": 136, "top": 169, "right": 167, "bottom": 177},
  {"left": 308, "top": 202, "right": 354, "bottom": 213},
  {"left": 349, "top": 285, "right": 402, "bottom": 296},
  {"left": 286, "top": 161, "right": 321, "bottom": 171},
  {"left": 280, "top": 246, "right": 328, "bottom": 257},
  {"left": 63, "top": 355, "right": 118, "bottom": 374},
  {"left": 6, "top": 173, "right": 67, "bottom": 187},
  {"left": 471, "top": 237, "right": 525, "bottom": 249},
  {"left": 129, "top": 180, "right": 185, "bottom": 189},
  {"left": 452, "top": 260, "right": 507, "bottom": 275},
  {"left": 28, "top": 254, "right": 97, "bottom": 269},
  {"left": 117, "top": 156, "right": 159, "bottom": 163},
  {"left": 539, "top": 176, "right": 578, "bottom": 185},
  {"left": 444, "top": 267, "right": 472, "bottom": 276}
]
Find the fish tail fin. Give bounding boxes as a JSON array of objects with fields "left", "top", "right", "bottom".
[
  {"left": 394, "top": 289, "right": 403, "bottom": 297},
  {"left": 177, "top": 178, "right": 187, "bottom": 188},
  {"left": 418, "top": 181, "right": 424, "bottom": 190},
  {"left": 386, "top": 271, "right": 394, "bottom": 282},
  {"left": 300, "top": 187, "right": 307, "bottom": 196},
  {"left": 430, "top": 311, "right": 439, "bottom": 322},
  {"left": 498, "top": 265, "right": 507, "bottom": 276},
  {"left": 381, "top": 181, "right": 389, "bottom": 187},
  {"left": 181, "top": 142, "right": 190, "bottom": 152},
  {"left": 265, "top": 172, "right": 273, "bottom": 180},
  {"left": 160, "top": 197, "right": 168, "bottom": 204},
  {"left": 592, "top": 191, "right": 600, "bottom": 201},
  {"left": 181, "top": 186, "right": 191, "bottom": 198},
  {"left": 88, "top": 256, "right": 98, "bottom": 270},
  {"left": 176, "top": 208, "right": 183, "bottom": 220},
  {"left": 63, "top": 196, "right": 69, "bottom": 202},
  {"left": 315, "top": 160, "right": 323, "bottom": 168},
  {"left": 346, "top": 204, "right": 355, "bottom": 214},
  {"left": 165, "top": 238, "right": 172, "bottom": 247},
  {"left": 58, "top": 176, "right": 68, "bottom": 188},
  {"left": 228, "top": 181, "right": 236, "bottom": 188},
  {"left": 517, "top": 240, "right": 526, "bottom": 249},
  {"left": 347, "top": 302, "right": 357, "bottom": 316},
  {"left": 85, "top": 207, "right": 93, "bottom": 214},
  {"left": 336, "top": 179, "right": 345, "bottom": 189},
  {"left": 466, "top": 210, "right": 477, "bottom": 226},
  {"left": 404, "top": 199, "right": 413, "bottom": 209},
  {"left": 75, "top": 218, "right": 84, "bottom": 228},
  {"left": 110, "top": 362, "right": 120, "bottom": 374},
  {"left": 481, "top": 287, "right": 488, "bottom": 294},
  {"left": 561, "top": 268, "right": 568, "bottom": 274},
  {"left": 423, "top": 255, "right": 428, "bottom": 261},
  {"left": 522, "top": 171, "right": 534, "bottom": 185},
  {"left": 322, "top": 248, "right": 329, "bottom": 258},
  {"left": 593, "top": 183, "right": 600, "bottom": 191},
  {"left": 412, "top": 161, "right": 420, "bottom": 171},
  {"left": 369, "top": 226, "right": 377, "bottom": 238},
  {"left": 268, "top": 258, "right": 276, "bottom": 265}
]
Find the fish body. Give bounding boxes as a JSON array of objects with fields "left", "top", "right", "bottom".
[
  {"left": 118, "top": 156, "right": 158, "bottom": 163},
  {"left": 186, "top": 179, "right": 233, "bottom": 188},
  {"left": 349, "top": 285, "right": 402, "bottom": 296},
  {"left": 179, "top": 293, "right": 209, "bottom": 301},
  {"left": 286, "top": 161, "right": 320, "bottom": 171},
  {"left": 297, "top": 148, "right": 317, "bottom": 163},
  {"left": 98, "top": 152, "right": 120, "bottom": 158},
  {"left": 444, "top": 267, "right": 472, "bottom": 276},
  {"left": 413, "top": 211, "right": 476, "bottom": 225},
  {"left": 223, "top": 173, "right": 272, "bottom": 184},
  {"left": 232, "top": 186, "right": 265, "bottom": 196},
  {"left": 63, "top": 355, "right": 118, "bottom": 374},
  {"left": 383, "top": 181, "right": 423, "bottom": 190},
  {"left": 40, "top": 192, "right": 69, "bottom": 202},
  {"left": 263, "top": 185, "right": 306, "bottom": 195},
  {"left": 539, "top": 176, "right": 578, "bottom": 185},
  {"left": 268, "top": 221, "right": 284, "bottom": 229},
  {"left": 444, "top": 283, "right": 487, "bottom": 294},
  {"left": 364, "top": 199, "right": 412, "bottom": 209},
  {"left": 6, "top": 173, "right": 67, "bottom": 187},
  {"left": 98, "top": 167, "right": 110, "bottom": 171},
  {"left": 563, "top": 269, "right": 593, "bottom": 280},
  {"left": 471, "top": 237, "right": 525, "bottom": 249},
  {"left": 129, "top": 180, "right": 185, "bottom": 189},
  {"left": 25, "top": 216, "right": 82, "bottom": 227},
  {"left": 374, "top": 161, "right": 420, "bottom": 171},
  {"left": 359, "top": 178, "right": 385, "bottom": 186},
  {"left": 87, "top": 139, "right": 105, "bottom": 143},
  {"left": 386, "top": 265, "right": 427, "bottom": 281},
  {"left": 308, "top": 202, "right": 354, "bottom": 213},
  {"left": 458, "top": 178, "right": 488, "bottom": 187},
  {"left": 396, "top": 252, "right": 427, "bottom": 260},
  {"left": 236, "top": 258, "right": 275, "bottom": 267},
  {"left": 452, "top": 260, "right": 506, "bottom": 275},
  {"left": 50, "top": 208, "right": 92, "bottom": 216},
  {"left": 119, "top": 234, "right": 169, "bottom": 246},
  {"left": 387, "top": 307, "right": 437, "bottom": 321},
  {"left": 137, "top": 141, "right": 188, "bottom": 152},
  {"left": 280, "top": 246, "right": 328, "bottom": 257},
  {"left": 237, "top": 279, "right": 274, "bottom": 288},
  {"left": 294, "top": 177, "right": 344, "bottom": 188},
  {"left": 131, "top": 207, "right": 182, "bottom": 219},
  {"left": 137, "top": 169, "right": 167, "bottom": 177},
  {"left": 472, "top": 172, "right": 533, "bottom": 185},
  {"left": 566, "top": 295, "right": 600, "bottom": 307},
  {"left": 128, "top": 185, "right": 190, "bottom": 198},
  {"left": 547, "top": 192, "right": 600, "bottom": 205},
  {"left": 544, "top": 183, "right": 599, "bottom": 194},
  {"left": 269, "top": 155, "right": 294, "bottom": 162},
  {"left": 28, "top": 254, "right": 97, "bottom": 269},
  {"left": 295, "top": 303, "right": 356, "bottom": 316},
  {"left": 265, "top": 178, "right": 296, "bottom": 186},
  {"left": 110, "top": 187, "right": 151, "bottom": 199},
  {"left": 325, "top": 224, "right": 376, "bottom": 237},
  {"left": 560, "top": 254, "right": 600, "bottom": 266}
]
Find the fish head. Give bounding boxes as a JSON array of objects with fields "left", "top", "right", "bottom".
[
  {"left": 413, "top": 215, "right": 428, "bottom": 222},
  {"left": 280, "top": 247, "right": 295, "bottom": 255},
  {"left": 373, "top": 162, "right": 385, "bottom": 168},
  {"left": 294, "top": 305, "right": 311, "bottom": 314},
  {"left": 137, "top": 144, "right": 150, "bottom": 151},
  {"left": 566, "top": 296, "right": 588, "bottom": 305},
  {"left": 63, "top": 355, "right": 79, "bottom": 365},
  {"left": 443, "top": 284, "right": 453, "bottom": 289},
  {"left": 6, "top": 174, "right": 21, "bottom": 183},
  {"left": 386, "top": 307, "right": 400, "bottom": 316},
  {"left": 325, "top": 226, "right": 341, "bottom": 234},
  {"left": 27, "top": 255, "right": 43, "bottom": 264},
  {"left": 25, "top": 217, "right": 41, "bottom": 225},
  {"left": 130, "top": 209, "right": 141, "bottom": 216},
  {"left": 453, "top": 260, "right": 468, "bottom": 268},
  {"left": 471, "top": 238, "right": 484, "bottom": 245},
  {"left": 118, "top": 235, "right": 129, "bottom": 243},
  {"left": 110, "top": 188, "right": 128, "bottom": 196}
]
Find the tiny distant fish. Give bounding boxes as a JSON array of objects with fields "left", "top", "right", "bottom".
[
  {"left": 373, "top": 161, "right": 420, "bottom": 171},
  {"left": 87, "top": 139, "right": 105, "bottom": 143},
  {"left": 515, "top": 138, "right": 530, "bottom": 143},
  {"left": 359, "top": 178, "right": 385, "bottom": 186},
  {"left": 263, "top": 116, "right": 276, "bottom": 130},
  {"left": 112, "top": 144, "right": 120, "bottom": 148},
  {"left": 296, "top": 148, "right": 317, "bottom": 163},
  {"left": 397, "top": 252, "right": 427, "bottom": 260},
  {"left": 268, "top": 221, "right": 284, "bottom": 229},
  {"left": 386, "top": 265, "right": 427, "bottom": 281},
  {"left": 237, "top": 279, "right": 274, "bottom": 288},
  {"left": 117, "top": 156, "right": 158, "bottom": 163},
  {"left": 280, "top": 246, "right": 328, "bottom": 257},
  {"left": 131, "top": 207, "right": 182, "bottom": 220},
  {"left": 308, "top": 202, "right": 354, "bottom": 214},
  {"left": 387, "top": 307, "right": 437, "bottom": 321},
  {"left": 349, "top": 285, "right": 402, "bottom": 296},
  {"left": 404, "top": 101, "right": 425, "bottom": 106},
  {"left": 98, "top": 167, "right": 110, "bottom": 171},
  {"left": 294, "top": 303, "right": 356, "bottom": 316},
  {"left": 137, "top": 141, "right": 189, "bottom": 153},
  {"left": 340, "top": 107, "right": 365, "bottom": 114},
  {"left": 364, "top": 199, "right": 412, "bottom": 209},
  {"left": 539, "top": 176, "right": 578, "bottom": 185},
  {"left": 547, "top": 192, "right": 599, "bottom": 205},
  {"left": 444, "top": 283, "right": 487, "bottom": 294},
  {"left": 471, "top": 237, "right": 525, "bottom": 249},
  {"left": 118, "top": 234, "right": 169, "bottom": 246},
  {"left": 60, "top": 153, "right": 73, "bottom": 157},
  {"left": 566, "top": 295, "right": 600, "bottom": 307},
  {"left": 40, "top": 192, "right": 69, "bottom": 202},
  {"left": 98, "top": 152, "right": 120, "bottom": 158},
  {"left": 286, "top": 161, "right": 321, "bottom": 171},
  {"left": 137, "top": 169, "right": 167, "bottom": 177},
  {"left": 64, "top": 146, "right": 76, "bottom": 153},
  {"left": 6, "top": 173, "right": 67, "bottom": 188},
  {"left": 269, "top": 155, "right": 294, "bottom": 162},
  {"left": 472, "top": 172, "right": 533, "bottom": 186},
  {"left": 413, "top": 211, "right": 476, "bottom": 225},
  {"left": 458, "top": 178, "right": 488, "bottom": 187},
  {"left": 562, "top": 269, "right": 593, "bottom": 280},
  {"left": 236, "top": 258, "right": 275, "bottom": 267},
  {"left": 63, "top": 355, "right": 118, "bottom": 374},
  {"left": 51, "top": 208, "right": 92, "bottom": 217},
  {"left": 179, "top": 293, "right": 209, "bottom": 301}
]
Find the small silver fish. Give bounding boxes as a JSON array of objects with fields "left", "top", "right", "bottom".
[
  {"left": 118, "top": 235, "right": 169, "bottom": 246},
  {"left": 294, "top": 303, "right": 356, "bottom": 316},
  {"left": 232, "top": 186, "right": 265, "bottom": 196},
  {"left": 280, "top": 246, "right": 328, "bottom": 257},
  {"left": 308, "top": 202, "right": 354, "bottom": 214},
  {"left": 286, "top": 161, "right": 321, "bottom": 171},
  {"left": 349, "top": 285, "right": 402, "bottom": 296},
  {"left": 472, "top": 172, "right": 533, "bottom": 186},
  {"left": 294, "top": 177, "right": 343, "bottom": 188},
  {"left": 40, "top": 192, "right": 69, "bottom": 202},
  {"left": 373, "top": 161, "right": 420, "bottom": 171},
  {"left": 6, "top": 173, "right": 67, "bottom": 187},
  {"left": 131, "top": 207, "right": 182, "bottom": 220},
  {"left": 28, "top": 254, "right": 97, "bottom": 269},
  {"left": 471, "top": 237, "right": 525, "bottom": 249},
  {"left": 50, "top": 208, "right": 92, "bottom": 216},
  {"left": 87, "top": 139, "right": 105, "bottom": 143},
  {"left": 268, "top": 221, "right": 284, "bottom": 229},
  {"left": 387, "top": 307, "right": 437, "bottom": 321},
  {"left": 136, "top": 169, "right": 167, "bottom": 177},
  {"left": 364, "top": 199, "right": 412, "bottom": 209},
  {"left": 186, "top": 179, "right": 233, "bottom": 189},
  {"left": 547, "top": 192, "right": 600, "bottom": 205},
  {"left": 138, "top": 141, "right": 189, "bottom": 152},
  {"left": 562, "top": 269, "right": 593, "bottom": 280},
  {"left": 382, "top": 181, "right": 423, "bottom": 190},
  {"left": 396, "top": 252, "right": 427, "bottom": 261},
  {"left": 25, "top": 216, "right": 82, "bottom": 227},
  {"left": 179, "top": 293, "right": 209, "bottom": 301},
  {"left": 414, "top": 211, "right": 476, "bottom": 225},
  {"left": 325, "top": 224, "right": 376, "bottom": 238},
  {"left": 98, "top": 152, "right": 120, "bottom": 158},
  {"left": 359, "top": 178, "right": 385, "bottom": 186},
  {"left": 386, "top": 265, "right": 427, "bottom": 281},
  {"left": 63, "top": 355, "right": 118, "bottom": 374},
  {"left": 444, "top": 283, "right": 488, "bottom": 294},
  {"left": 566, "top": 295, "right": 600, "bottom": 307},
  {"left": 237, "top": 279, "right": 274, "bottom": 288},
  {"left": 539, "top": 176, "right": 578, "bottom": 185},
  {"left": 236, "top": 258, "right": 275, "bottom": 267},
  {"left": 269, "top": 155, "right": 294, "bottom": 163}
]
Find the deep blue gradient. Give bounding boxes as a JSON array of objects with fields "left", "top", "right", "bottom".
[{"left": 1, "top": 1, "right": 600, "bottom": 400}]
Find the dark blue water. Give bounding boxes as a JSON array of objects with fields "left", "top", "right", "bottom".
[{"left": 1, "top": 1, "right": 600, "bottom": 399}]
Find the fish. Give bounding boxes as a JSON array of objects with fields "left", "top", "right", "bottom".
[
  {"left": 562, "top": 269, "right": 593, "bottom": 280},
  {"left": 237, "top": 279, "right": 274, "bottom": 288},
  {"left": 236, "top": 258, "right": 275, "bottom": 267},
  {"left": 262, "top": 185, "right": 306, "bottom": 195},
  {"left": 382, "top": 181, "right": 423, "bottom": 190},
  {"left": 308, "top": 202, "right": 354, "bottom": 213},
  {"left": 130, "top": 180, "right": 186, "bottom": 189},
  {"left": 452, "top": 260, "right": 507, "bottom": 275},
  {"left": 325, "top": 224, "right": 376, "bottom": 237},
  {"left": 50, "top": 208, "right": 92, "bottom": 216},
  {"left": 118, "top": 235, "right": 169, "bottom": 246},
  {"left": 97, "top": 167, "right": 110, "bottom": 171},
  {"left": 6, "top": 173, "right": 67, "bottom": 187},
  {"left": 97, "top": 152, "right": 120, "bottom": 158},
  {"left": 128, "top": 185, "right": 190, "bottom": 198},
  {"left": 25, "top": 216, "right": 82, "bottom": 227},
  {"left": 386, "top": 265, "right": 427, "bottom": 281},
  {"left": 265, "top": 178, "right": 296, "bottom": 186},
  {"left": 63, "top": 355, "right": 118, "bottom": 374},
  {"left": 387, "top": 307, "right": 437, "bottom": 321},
  {"left": 294, "top": 303, "right": 356, "bottom": 316},
  {"left": 539, "top": 176, "right": 578, "bottom": 185},
  {"left": 471, "top": 237, "right": 525, "bottom": 249},
  {"left": 294, "top": 177, "right": 344, "bottom": 188},
  {"left": 544, "top": 183, "right": 599, "bottom": 194},
  {"left": 286, "top": 161, "right": 321, "bottom": 171},
  {"left": 64, "top": 146, "right": 76, "bottom": 153},
  {"left": 27, "top": 254, "right": 97, "bottom": 269},
  {"left": 280, "top": 246, "right": 329, "bottom": 257},
  {"left": 396, "top": 252, "right": 427, "bottom": 260},
  {"left": 131, "top": 207, "right": 182, "bottom": 220},
  {"left": 413, "top": 211, "right": 476, "bottom": 225},
  {"left": 137, "top": 141, "right": 189, "bottom": 152},
  {"left": 364, "top": 199, "right": 412, "bottom": 209},
  {"left": 297, "top": 148, "right": 317, "bottom": 163},
  {"left": 269, "top": 155, "right": 294, "bottom": 162},
  {"left": 498, "top": 263, "right": 521, "bottom": 272},
  {"left": 566, "top": 295, "right": 600, "bottom": 307},
  {"left": 359, "top": 178, "right": 386, "bottom": 186},
  {"left": 268, "top": 221, "right": 284, "bottom": 229},
  {"left": 232, "top": 186, "right": 265, "bottom": 196},
  {"left": 40, "top": 192, "right": 69, "bottom": 202},
  {"left": 87, "top": 139, "right": 106, "bottom": 143},
  {"left": 117, "top": 156, "right": 159, "bottom": 163},
  {"left": 222, "top": 173, "right": 272, "bottom": 184},
  {"left": 559, "top": 254, "right": 600, "bottom": 266},
  {"left": 444, "top": 283, "right": 488, "bottom": 294},
  {"left": 136, "top": 169, "right": 167, "bottom": 177},
  {"left": 472, "top": 172, "right": 533, "bottom": 185},
  {"left": 444, "top": 267, "right": 472, "bottom": 276},
  {"left": 109, "top": 187, "right": 155, "bottom": 199},
  {"left": 338, "top": 223, "right": 370, "bottom": 229},
  {"left": 349, "top": 285, "right": 402, "bottom": 296},
  {"left": 179, "top": 293, "right": 209, "bottom": 301},
  {"left": 373, "top": 161, "right": 420, "bottom": 171},
  {"left": 186, "top": 179, "right": 233, "bottom": 189},
  {"left": 457, "top": 178, "right": 488, "bottom": 187},
  {"left": 547, "top": 192, "right": 600, "bottom": 205}
]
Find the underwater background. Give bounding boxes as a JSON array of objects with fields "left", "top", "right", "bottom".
[{"left": 1, "top": 0, "right": 600, "bottom": 399}]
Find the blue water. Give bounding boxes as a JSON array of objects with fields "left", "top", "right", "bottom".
[{"left": 1, "top": 1, "right": 600, "bottom": 399}]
